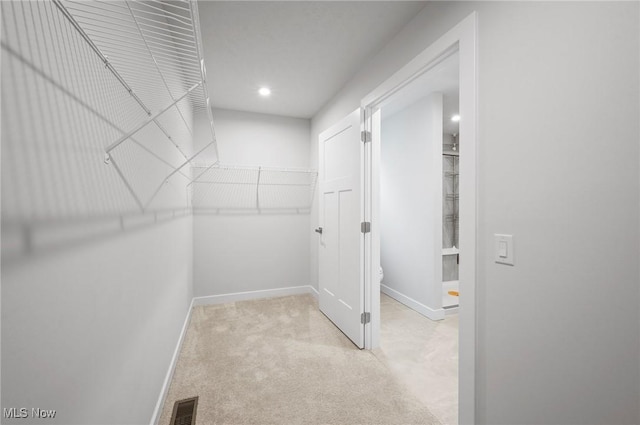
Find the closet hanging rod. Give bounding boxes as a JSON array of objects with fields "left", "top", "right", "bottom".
[{"left": 52, "top": 0, "right": 151, "bottom": 116}]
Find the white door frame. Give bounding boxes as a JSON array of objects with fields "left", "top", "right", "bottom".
[{"left": 360, "top": 12, "right": 478, "bottom": 424}]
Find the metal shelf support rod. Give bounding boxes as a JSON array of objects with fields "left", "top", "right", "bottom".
[
  {"left": 187, "top": 161, "right": 221, "bottom": 187},
  {"left": 108, "top": 154, "right": 145, "bottom": 212},
  {"left": 144, "top": 140, "right": 216, "bottom": 209},
  {"left": 105, "top": 82, "right": 201, "bottom": 153}
]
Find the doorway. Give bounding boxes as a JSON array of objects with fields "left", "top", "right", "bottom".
[
  {"left": 377, "top": 52, "right": 459, "bottom": 320},
  {"left": 361, "top": 12, "right": 477, "bottom": 424},
  {"left": 374, "top": 50, "right": 460, "bottom": 425}
]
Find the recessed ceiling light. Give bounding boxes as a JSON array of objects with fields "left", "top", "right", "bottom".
[
  {"left": 258, "top": 87, "right": 271, "bottom": 97},
  {"left": 451, "top": 114, "right": 460, "bottom": 122}
]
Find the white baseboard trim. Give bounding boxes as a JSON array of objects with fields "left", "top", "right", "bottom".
[
  {"left": 192, "top": 285, "right": 318, "bottom": 306},
  {"left": 381, "top": 284, "right": 445, "bottom": 321},
  {"left": 444, "top": 305, "right": 459, "bottom": 316},
  {"left": 307, "top": 285, "right": 319, "bottom": 299},
  {"left": 149, "top": 297, "right": 195, "bottom": 425}
]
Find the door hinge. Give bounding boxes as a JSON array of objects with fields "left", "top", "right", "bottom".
[
  {"left": 361, "top": 221, "right": 371, "bottom": 233},
  {"left": 361, "top": 130, "right": 371, "bottom": 143},
  {"left": 361, "top": 312, "right": 371, "bottom": 324}
]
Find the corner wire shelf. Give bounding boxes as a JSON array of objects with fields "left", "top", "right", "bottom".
[
  {"left": 1, "top": 0, "right": 218, "bottom": 222},
  {"left": 56, "top": 0, "right": 219, "bottom": 212},
  {"left": 1, "top": 0, "right": 316, "bottom": 228}
]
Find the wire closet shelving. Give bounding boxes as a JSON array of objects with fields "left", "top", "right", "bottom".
[
  {"left": 1, "top": 0, "right": 317, "bottom": 228},
  {"left": 190, "top": 164, "right": 318, "bottom": 213}
]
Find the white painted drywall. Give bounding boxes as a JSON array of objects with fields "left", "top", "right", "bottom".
[
  {"left": 380, "top": 94, "right": 443, "bottom": 313},
  {"left": 1, "top": 3, "right": 195, "bottom": 422},
  {"left": 193, "top": 108, "right": 311, "bottom": 297},
  {"left": 1, "top": 218, "right": 193, "bottom": 425},
  {"left": 194, "top": 108, "right": 311, "bottom": 168},
  {"left": 1, "top": 131, "right": 193, "bottom": 423},
  {"left": 311, "top": 2, "right": 640, "bottom": 424},
  {"left": 1, "top": 92, "right": 194, "bottom": 424}
]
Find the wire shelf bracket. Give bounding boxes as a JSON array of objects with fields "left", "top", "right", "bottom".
[{"left": 51, "top": 0, "right": 220, "bottom": 212}]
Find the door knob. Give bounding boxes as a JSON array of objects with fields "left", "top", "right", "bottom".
[{"left": 315, "top": 227, "right": 323, "bottom": 234}]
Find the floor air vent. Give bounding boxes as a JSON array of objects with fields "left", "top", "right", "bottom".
[{"left": 170, "top": 397, "right": 198, "bottom": 425}]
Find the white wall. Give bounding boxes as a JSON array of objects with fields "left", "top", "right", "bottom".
[
  {"left": 380, "top": 94, "right": 442, "bottom": 313},
  {"left": 194, "top": 108, "right": 311, "bottom": 167},
  {"left": 193, "top": 108, "right": 312, "bottom": 297},
  {"left": 311, "top": 2, "right": 640, "bottom": 424},
  {"left": 1, "top": 219, "right": 193, "bottom": 425},
  {"left": 1, "top": 2, "right": 195, "bottom": 423}
]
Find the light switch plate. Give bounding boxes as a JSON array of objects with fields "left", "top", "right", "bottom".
[{"left": 494, "top": 234, "right": 514, "bottom": 266}]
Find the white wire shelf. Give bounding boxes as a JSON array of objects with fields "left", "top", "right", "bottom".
[
  {"left": 190, "top": 164, "right": 318, "bottom": 212},
  {"left": 1, "top": 0, "right": 219, "bottom": 223},
  {"left": 1, "top": 0, "right": 317, "bottom": 233}
]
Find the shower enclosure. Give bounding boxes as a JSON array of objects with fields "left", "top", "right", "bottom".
[{"left": 442, "top": 133, "right": 459, "bottom": 309}]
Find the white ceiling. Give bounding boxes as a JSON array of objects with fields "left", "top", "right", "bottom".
[
  {"left": 197, "top": 1, "right": 427, "bottom": 119},
  {"left": 381, "top": 53, "right": 460, "bottom": 135}
]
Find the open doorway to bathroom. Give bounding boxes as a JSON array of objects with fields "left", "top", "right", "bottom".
[{"left": 372, "top": 51, "right": 460, "bottom": 425}]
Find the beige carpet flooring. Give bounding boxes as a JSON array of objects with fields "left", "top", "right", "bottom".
[{"left": 159, "top": 294, "right": 442, "bottom": 425}]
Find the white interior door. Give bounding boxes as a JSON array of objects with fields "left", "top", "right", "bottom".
[{"left": 317, "top": 109, "right": 364, "bottom": 348}]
